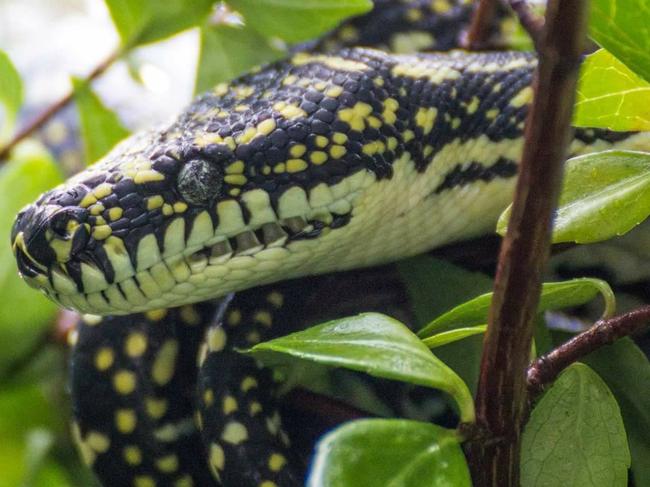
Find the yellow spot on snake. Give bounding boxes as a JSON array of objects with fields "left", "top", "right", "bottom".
[
  {"left": 173, "top": 202, "right": 188, "bottom": 213},
  {"left": 260, "top": 482, "right": 278, "bottom": 487},
  {"left": 241, "top": 376, "right": 258, "bottom": 392},
  {"left": 337, "top": 102, "right": 373, "bottom": 131},
  {"left": 146, "top": 195, "right": 164, "bottom": 210},
  {"left": 225, "top": 174, "right": 247, "bottom": 186},
  {"left": 113, "top": 370, "right": 136, "bottom": 394},
  {"left": 152, "top": 339, "right": 178, "bottom": 386},
  {"left": 268, "top": 453, "right": 287, "bottom": 472},
  {"left": 204, "top": 388, "right": 215, "bottom": 406},
  {"left": 310, "top": 151, "right": 328, "bottom": 165},
  {"left": 222, "top": 421, "right": 249, "bottom": 444},
  {"left": 94, "top": 347, "right": 114, "bottom": 371},
  {"left": 146, "top": 398, "right": 168, "bottom": 419},
  {"left": 257, "top": 118, "right": 276, "bottom": 136},
  {"left": 510, "top": 86, "right": 533, "bottom": 108},
  {"left": 286, "top": 159, "right": 308, "bottom": 173},
  {"left": 253, "top": 310, "right": 272, "bottom": 327},
  {"left": 208, "top": 327, "right": 227, "bottom": 352},
  {"left": 156, "top": 454, "right": 179, "bottom": 473},
  {"left": 125, "top": 332, "right": 148, "bottom": 357},
  {"left": 79, "top": 193, "right": 97, "bottom": 208},
  {"left": 325, "top": 85, "right": 343, "bottom": 97},
  {"left": 134, "top": 170, "right": 165, "bottom": 184},
  {"left": 180, "top": 305, "right": 201, "bottom": 325},
  {"left": 227, "top": 309, "right": 242, "bottom": 326},
  {"left": 210, "top": 442, "right": 225, "bottom": 472},
  {"left": 223, "top": 395, "right": 238, "bottom": 414},
  {"left": 415, "top": 107, "right": 438, "bottom": 134},
  {"left": 123, "top": 445, "right": 142, "bottom": 465},
  {"left": 92, "top": 225, "right": 112, "bottom": 240},
  {"left": 145, "top": 308, "right": 168, "bottom": 322},
  {"left": 266, "top": 291, "right": 284, "bottom": 308},
  {"left": 174, "top": 476, "right": 194, "bottom": 487},
  {"left": 115, "top": 409, "right": 137, "bottom": 434},
  {"left": 86, "top": 431, "right": 110, "bottom": 453},
  {"left": 108, "top": 207, "right": 123, "bottom": 221},
  {"left": 249, "top": 401, "right": 263, "bottom": 416},
  {"left": 225, "top": 160, "right": 245, "bottom": 174},
  {"left": 289, "top": 144, "right": 306, "bottom": 158},
  {"left": 134, "top": 476, "right": 156, "bottom": 487}
]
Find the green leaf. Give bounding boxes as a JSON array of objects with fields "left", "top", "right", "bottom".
[
  {"left": 422, "top": 325, "right": 487, "bottom": 349},
  {"left": 583, "top": 338, "right": 650, "bottom": 487},
  {"left": 196, "top": 24, "right": 283, "bottom": 93},
  {"left": 104, "top": 0, "right": 214, "bottom": 48},
  {"left": 589, "top": 0, "right": 650, "bottom": 82},
  {"left": 247, "top": 312, "right": 475, "bottom": 422},
  {"left": 418, "top": 278, "right": 614, "bottom": 338},
  {"left": 397, "top": 255, "right": 493, "bottom": 394},
  {"left": 521, "top": 363, "right": 630, "bottom": 487},
  {"left": 308, "top": 419, "right": 470, "bottom": 487},
  {"left": 0, "top": 141, "right": 62, "bottom": 375},
  {"left": 72, "top": 77, "right": 130, "bottom": 165},
  {"left": 498, "top": 150, "right": 650, "bottom": 244},
  {"left": 0, "top": 50, "right": 23, "bottom": 141},
  {"left": 228, "top": 0, "right": 373, "bottom": 43},
  {"left": 574, "top": 49, "right": 650, "bottom": 131}
]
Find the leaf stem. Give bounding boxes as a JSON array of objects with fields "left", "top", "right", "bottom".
[
  {"left": 527, "top": 306, "right": 650, "bottom": 394},
  {"left": 464, "top": 0, "right": 588, "bottom": 485},
  {"left": 0, "top": 48, "right": 121, "bottom": 163}
]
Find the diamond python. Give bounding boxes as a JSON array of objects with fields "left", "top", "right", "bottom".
[{"left": 10, "top": 1, "right": 650, "bottom": 486}]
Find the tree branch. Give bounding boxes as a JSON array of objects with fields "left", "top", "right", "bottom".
[
  {"left": 0, "top": 48, "right": 121, "bottom": 162},
  {"left": 527, "top": 306, "right": 650, "bottom": 393},
  {"left": 509, "top": 0, "right": 545, "bottom": 48},
  {"left": 463, "top": 0, "right": 499, "bottom": 50},
  {"left": 464, "top": 0, "right": 588, "bottom": 485}
]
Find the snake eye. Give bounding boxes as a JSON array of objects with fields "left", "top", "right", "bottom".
[
  {"left": 177, "top": 159, "right": 224, "bottom": 206},
  {"left": 49, "top": 207, "right": 88, "bottom": 239}
]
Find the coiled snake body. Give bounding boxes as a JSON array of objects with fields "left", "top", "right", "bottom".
[{"left": 11, "top": 1, "right": 650, "bottom": 485}]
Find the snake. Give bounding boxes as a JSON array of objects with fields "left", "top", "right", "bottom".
[{"left": 9, "top": 1, "right": 650, "bottom": 486}]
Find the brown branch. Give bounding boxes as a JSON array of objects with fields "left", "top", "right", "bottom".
[
  {"left": 0, "top": 48, "right": 121, "bottom": 162},
  {"left": 527, "top": 306, "right": 650, "bottom": 394},
  {"left": 464, "top": 0, "right": 589, "bottom": 485},
  {"left": 463, "top": 0, "right": 500, "bottom": 50},
  {"left": 283, "top": 388, "right": 371, "bottom": 427},
  {"left": 509, "top": 0, "right": 545, "bottom": 47},
  {"left": 464, "top": 0, "right": 544, "bottom": 51}
]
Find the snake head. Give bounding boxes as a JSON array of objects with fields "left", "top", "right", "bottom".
[{"left": 10, "top": 49, "right": 435, "bottom": 315}]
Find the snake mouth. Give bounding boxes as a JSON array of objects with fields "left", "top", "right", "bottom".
[{"left": 24, "top": 203, "right": 355, "bottom": 315}]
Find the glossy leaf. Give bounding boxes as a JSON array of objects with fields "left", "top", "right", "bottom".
[
  {"left": 228, "top": 0, "right": 372, "bottom": 43},
  {"left": 72, "top": 77, "right": 130, "bottom": 165},
  {"left": 397, "top": 255, "right": 493, "bottom": 394},
  {"left": 0, "top": 141, "right": 62, "bottom": 374},
  {"left": 498, "top": 151, "right": 650, "bottom": 244},
  {"left": 422, "top": 325, "right": 487, "bottom": 349},
  {"left": 0, "top": 50, "right": 23, "bottom": 140},
  {"left": 575, "top": 49, "right": 650, "bottom": 131},
  {"left": 104, "top": 0, "right": 214, "bottom": 47},
  {"left": 248, "top": 312, "right": 475, "bottom": 422},
  {"left": 196, "top": 24, "right": 283, "bottom": 93},
  {"left": 308, "top": 419, "right": 470, "bottom": 487},
  {"left": 584, "top": 338, "right": 650, "bottom": 486},
  {"left": 589, "top": 0, "right": 650, "bottom": 82},
  {"left": 521, "top": 363, "right": 629, "bottom": 486},
  {"left": 418, "top": 278, "right": 614, "bottom": 338}
]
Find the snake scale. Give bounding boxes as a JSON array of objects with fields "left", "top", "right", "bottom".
[{"left": 10, "top": 1, "right": 650, "bottom": 485}]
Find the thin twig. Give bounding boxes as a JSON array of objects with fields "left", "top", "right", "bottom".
[
  {"left": 508, "top": 0, "right": 545, "bottom": 47},
  {"left": 283, "top": 388, "right": 371, "bottom": 427},
  {"left": 528, "top": 306, "right": 650, "bottom": 393},
  {"left": 464, "top": 0, "right": 589, "bottom": 485},
  {"left": 0, "top": 48, "right": 121, "bottom": 162},
  {"left": 463, "top": 0, "right": 499, "bottom": 50}
]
